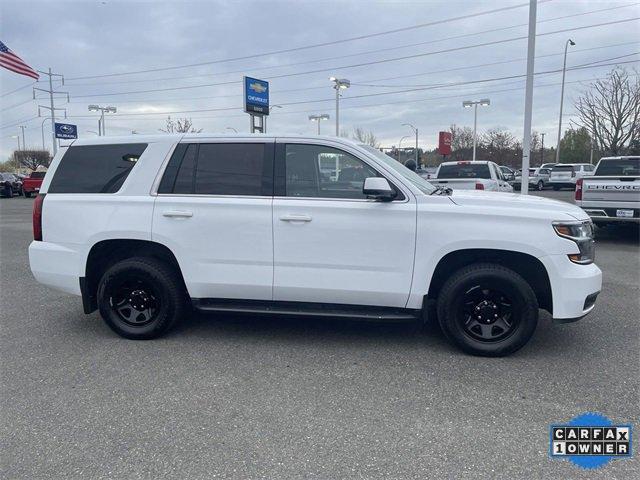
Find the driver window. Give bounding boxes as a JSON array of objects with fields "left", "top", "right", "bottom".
[{"left": 285, "top": 144, "right": 379, "bottom": 199}]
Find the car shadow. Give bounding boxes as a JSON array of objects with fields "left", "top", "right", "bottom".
[{"left": 594, "top": 223, "right": 640, "bottom": 246}]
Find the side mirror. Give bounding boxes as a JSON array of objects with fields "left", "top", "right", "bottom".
[{"left": 363, "top": 177, "right": 396, "bottom": 201}]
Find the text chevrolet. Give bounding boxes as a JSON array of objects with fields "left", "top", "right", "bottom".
[{"left": 29, "top": 135, "right": 602, "bottom": 356}]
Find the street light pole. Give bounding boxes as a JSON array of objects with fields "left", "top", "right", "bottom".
[
  {"left": 555, "top": 38, "right": 575, "bottom": 163},
  {"left": 19, "top": 125, "right": 26, "bottom": 149},
  {"left": 309, "top": 114, "right": 330, "bottom": 134},
  {"left": 41, "top": 118, "right": 52, "bottom": 149},
  {"left": 330, "top": 77, "right": 350, "bottom": 136},
  {"left": 89, "top": 105, "right": 117, "bottom": 136},
  {"left": 540, "top": 132, "right": 545, "bottom": 164},
  {"left": 264, "top": 105, "right": 282, "bottom": 133},
  {"left": 462, "top": 99, "right": 490, "bottom": 161}
]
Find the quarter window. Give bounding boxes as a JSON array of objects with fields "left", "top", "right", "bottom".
[
  {"left": 284, "top": 144, "right": 379, "bottom": 199},
  {"left": 48, "top": 143, "right": 147, "bottom": 193}
]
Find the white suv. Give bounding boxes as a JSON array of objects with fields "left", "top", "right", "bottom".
[
  {"left": 29, "top": 135, "right": 602, "bottom": 356},
  {"left": 548, "top": 163, "right": 595, "bottom": 190}
]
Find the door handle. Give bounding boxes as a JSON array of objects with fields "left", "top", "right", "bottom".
[
  {"left": 163, "top": 210, "right": 193, "bottom": 218},
  {"left": 279, "top": 214, "right": 312, "bottom": 222}
]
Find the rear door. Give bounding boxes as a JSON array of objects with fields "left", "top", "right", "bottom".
[
  {"left": 272, "top": 140, "right": 416, "bottom": 308},
  {"left": 152, "top": 139, "right": 274, "bottom": 300}
]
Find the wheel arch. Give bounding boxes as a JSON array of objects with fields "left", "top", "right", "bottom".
[
  {"left": 82, "top": 239, "right": 187, "bottom": 314},
  {"left": 426, "top": 248, "right": 553, "bottom": 314}
]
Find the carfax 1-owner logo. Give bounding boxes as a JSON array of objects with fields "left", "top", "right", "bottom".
[{"left": 550, "top": 412, "right": 633, "bottom": 469}]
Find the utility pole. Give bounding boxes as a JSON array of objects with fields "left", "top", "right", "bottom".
[
  {"left": 520, "top": 0, "right": 537, "bottom": 195},
  {"left": 402, "top": 123, "right": 419, "bottom": 167},
  {"left": 19, "top": 125, "right": 26, "bottom": 150},
  {"left": 34, "top": 68, "right": 69, "bottom": 156},
  {"left": 540, "top": 132, "right": 545, "bottom": 164}
]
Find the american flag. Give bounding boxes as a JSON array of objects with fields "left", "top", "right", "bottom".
[{"left": 0, "top": 41, "right": 39, "bottom": 80}]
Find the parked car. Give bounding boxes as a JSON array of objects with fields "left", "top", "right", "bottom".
[
  {"left": 0, "top": 173, "right": 22, "bottom": 197},
  {"left": 431, "top": 160, "right": 513, "bottom": 192},
  {"left": 540, "top": 163, "right": 558, "bottom": 170},
  {"left": 575, "top": 156, "right": 640, "bottom": 225},
  {"left": 499, "top": 166, "right": 516, "bottom": 182},
  {"left": 548, "top": 163, "right": 595, "bottom": 190},
  {"left": 512, "top": 167, "right": 552, "bottom": 191},
  {"left": 29, "top": 135, "right": 601, "bottom": 357},
  {"left": 22, "top": 171, "right": 47, "bottom": 197}
]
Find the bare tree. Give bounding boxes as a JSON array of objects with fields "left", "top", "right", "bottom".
[
  {"left": 449, "top": 124, "right": 475, "bottom": 159},
  {"left": 352, "top": 127, "right": 380, "bottom": 147},
  {"left": 574, "top": 68, "right": 640, "bottom": 155},
  {"left": 160, "top": 116, "right": 203, "bottom": 133},
  {"left": 10, "top": 150, "right": 52, "bottom": 170},
  {"left": 484, "top": 128, "right": 520, "bottom": 165}
]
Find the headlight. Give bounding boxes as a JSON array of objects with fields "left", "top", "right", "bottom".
[{"left": 553, "top": 221, "right": 595, "bottom": 264}]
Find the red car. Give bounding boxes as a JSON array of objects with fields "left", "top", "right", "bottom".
[{"left": 22, "top": 171, "right": 46, "bottom": 198}]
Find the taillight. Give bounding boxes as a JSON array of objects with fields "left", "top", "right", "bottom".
[
  {"left": 575, "top": 178, "right": 583, "bottom": 201},
  {"left": 33, "top": 193, "right": 44, "bottom": 241},
  {"left": 475, "top": 182, "right": 485, "bottom": 190}
]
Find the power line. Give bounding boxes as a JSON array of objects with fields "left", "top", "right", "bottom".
[
  {"left": 63, "top": 2, "right": 638, "bottom": 88},
  {"left": 66, "top": 1, "right": 552, "bottom": 81},
  {"left": 63, "top": 41, "right": 639, "bottom": 105},
  {"left": 69, "top": 17, "right": 640, "bottom": 99},
  {"left": 63, "top": 60, "right": 640, "bottom": 118},
  {"left": 0, "top": 82, "right": 35, "bottom": 98}
]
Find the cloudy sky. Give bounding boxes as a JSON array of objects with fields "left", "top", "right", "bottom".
[{"left": 1, "top": 0, "right": 638, "bottom": 159}]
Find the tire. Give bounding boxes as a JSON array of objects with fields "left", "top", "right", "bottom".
[
  {"left": 23, "top": 190, "right": 32, "bottom": 198},
  {"left": 537, "top": 181, "right": 544, "bottom": 191},
  {"left": 6, "top": 187, "right": 13, "bottom": 198},
  {"left": 436, "top": 263, "right": 538, "bottom": 357},
  {"left": 97, "top": 257, "right": 186, "bottom": 339}
]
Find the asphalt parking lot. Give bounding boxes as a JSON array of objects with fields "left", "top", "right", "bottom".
[{"left": 1, "top": 191, "right": 638, "bottom": 479}]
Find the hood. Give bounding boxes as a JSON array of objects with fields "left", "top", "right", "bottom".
[{"left": 448, "top": 190, "right": 589, "bottom": 221}]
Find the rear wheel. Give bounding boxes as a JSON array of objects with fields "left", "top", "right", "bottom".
[
  {"left": 436, "top": 263, "right": 538, "bottom": 356},
  {"left": 537, "top": 181, "right": 544, "bottom": 191},
  {"left": 23, "top": 190, "right": 32, "bottom": 198},
  {"left": 97, "top": 257, "right": 186, "bottom": 339}
]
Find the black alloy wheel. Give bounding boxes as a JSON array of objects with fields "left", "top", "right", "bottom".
[
  {"left": 437, "top": 263, "right": 539, "bottom": 356},
  {"left": 97, "top": 257, "right": 186, "bottom": 339}
]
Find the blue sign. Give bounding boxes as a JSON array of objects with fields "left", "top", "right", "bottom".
[
  {"left": 243, "top": 76, "right": 269, "bottom": 115},
  {"left": 54, "top": 122, "right": 78, "bottom": 139}
]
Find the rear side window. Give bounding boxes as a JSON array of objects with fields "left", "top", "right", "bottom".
[
  {"left": 48, "top": 143, "right": 147, "bottom": 193},
  {"left": 158, "top": 143, "right": 272, "bottom": 196}
]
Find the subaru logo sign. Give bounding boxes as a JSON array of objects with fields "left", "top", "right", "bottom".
[{"left": 54, "top": 122, "right": 78, "bottom": 140}]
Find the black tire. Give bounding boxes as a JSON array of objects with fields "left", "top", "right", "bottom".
[
  {"left": 6, "top": 186, "right": 13, "bottom": 198},
  {"left": 537, "top": 181, "right": 544, "bottom": 191},
  {"left": 97, "top": 257, "right": 186, "bottom": 339},
  {"left": 436, "top": 263, "right": 538, "bottom": 357},
  {"left": 23, "top": 190, "right": 32, "bottom": 198}
]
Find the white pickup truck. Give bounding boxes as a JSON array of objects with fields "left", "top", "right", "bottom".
[
  {"left": 575, "top": 156, "right": 640, "bottom": 224},
  {"left": 431, "top": 160, "right": 513, "bottom": 192}
]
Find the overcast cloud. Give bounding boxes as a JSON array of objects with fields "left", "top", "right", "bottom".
[{"left": 1, "top": 0, "right": 639, "bottom": 159}]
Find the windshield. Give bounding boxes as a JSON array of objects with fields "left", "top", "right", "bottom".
[
  {"left": 595, "top": 158, "right": 640, "bottom": 176},
  {"left": 360, "top": 145, "right": 436, "bottom": 194},
  {"left": 437, "top": 163, "right": 491, "bottom": 179}
]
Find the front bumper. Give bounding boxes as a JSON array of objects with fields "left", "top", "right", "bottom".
[{"left": 538, "top": 254, "right": 602, "bottom": 321}]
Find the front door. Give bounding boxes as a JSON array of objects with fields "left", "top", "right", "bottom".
[
  {"left": 272, "top": 141, "right": 417, "bottom": 308},
  {"left": 152, "top": 140, "right": 274, "bottom": 300}
]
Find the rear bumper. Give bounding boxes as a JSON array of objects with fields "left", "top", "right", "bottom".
[
  {"left": 538, "top": 254, "right": 602, "bottom": 321},
  {"left": 547, "top": 181, "right": 576, "bottom": 188},
  {"left": 28, "top": 240, "right": 83, "bottom": 296},
  {"left": 581, "top": 207, "right": 640, "bottom": 223}
]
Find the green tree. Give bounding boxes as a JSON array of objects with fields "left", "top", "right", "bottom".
[{"left": 559, "top": 127, "right": 592, "bottom": 164}]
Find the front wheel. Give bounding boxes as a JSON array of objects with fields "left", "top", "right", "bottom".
[
  {"left": 436, "top": 263, "right": 538, "bottom": 356},
  {"left": 97, "top": 257, "right": 186, "bottom": 339}
]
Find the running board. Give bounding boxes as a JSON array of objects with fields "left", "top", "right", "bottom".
[{"left": 191, "top": 299, "right": 421, "bottom": 321}]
